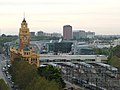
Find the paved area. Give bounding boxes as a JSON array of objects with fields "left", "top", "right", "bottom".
[
  {"left": 0, "top": 54, "right": 7, "bottom": 83},
  {"left": 0, "top": 54, "right": 13, "bottom": 90},
  {"left": 56, "top": 62, "right": 120, "bottom": 90}
]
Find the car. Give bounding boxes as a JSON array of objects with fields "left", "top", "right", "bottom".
[
  {"left": 11, "top": 81, "right": 14, "bottom": 85},
  {"left": 7, "top": 64, "right": 11, "bottom": 68},
  {"left": 4, "top": 65, "right": 7, "bottom": 67},
  {"left": 7, "top": 75, "right": 11, "bottom": 80},
  {"left": 14, "top": 85, "right": 18, "bottom": 90},
  {"left": 7, "top": 76, "right": 11, "bottom": 79},
  {"left": 2, "top": 66, "right": 6, "bottom": 72},
  {"left": 11, "top": 84, "right": 14, "bottom": 88},
  {"left": 6, "top": 71, "right": 9, "bottom": 74}
]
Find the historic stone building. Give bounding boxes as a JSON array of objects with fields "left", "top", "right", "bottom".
[{"left": 10, "top": 18, "right": 40, "bottom": 67}]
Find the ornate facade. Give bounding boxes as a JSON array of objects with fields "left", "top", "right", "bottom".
[
  {"left": 10, "top": 18, "right": 40, "bottom": 67},
  {"left": 19, "top": 18, "right": 30, "bottom": 49}
]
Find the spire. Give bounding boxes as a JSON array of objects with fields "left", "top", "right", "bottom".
[
  {"left": 22, "top": 18, "right": 26, "bottom": 22},
  {"left": 22, "top": 12, "right": 26, "bottom": 22}
]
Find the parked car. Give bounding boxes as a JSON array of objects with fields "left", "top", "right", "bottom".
[{"left": 2, "top": 66, "right": 7, "bottom": 72}]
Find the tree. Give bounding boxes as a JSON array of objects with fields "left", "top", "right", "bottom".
[
  {"left": 94, "top": 48, "right": 103, "bottom": 55},
  {"left": 108, "top": 56, "right": 120, "bottom": 70},
  {"left": 9, "top": 60, "right": 38, "bottom": 90},
  {"left": 9, "top": 60, "right": 62, "bottom": 90},
  {"left": 112, "top": 45, "right": 120, "bottom": 58},
  {"left": 94, "top": 48, "right": 109, "bottom": 56},
  {"left": 25, "top": 77, "right": 59, "bottom": 90},
  {"left": 107, "top": 46, "right": 113, "bottom": 60},
  {"left": 0, "top": 35, "right": 18, "bottom": 53},
  {"left": 107, "top": 45, "right": 120, "bottom": 71},
  {"left": 0, "top": 79, "right": 9, "bottom": 90},
  {"left": 38, "top": 65, "right": 66, "bottom": 88}
]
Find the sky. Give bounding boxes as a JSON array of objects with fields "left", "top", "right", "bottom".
[{"left": 0, "top": 0, "right": 120, "bottom": 35}]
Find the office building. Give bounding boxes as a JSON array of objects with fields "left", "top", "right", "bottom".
[
  {"left": 37, "top": 31, "right": 62, "bottom": 37},
  {"left": 86, "top": 31, "right": 95, "bottom": 38},
  {"left": 37, "top": 31, "right": 44, "bottom": 36},
  {"left": 63, "top": 25, "right": 72, "bottom": 40},
  {"left": 73, "top": 30, "right": 86, "bottom": 39},
  {"left": 30, "top": 32, "right": 35, "bottom": 37}
]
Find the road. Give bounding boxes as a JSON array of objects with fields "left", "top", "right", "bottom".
[
  {"left": 0, "top": 54, "right": 7, "bottom": 83},
  {"left": 0, "top": 54, "right": 13, "bottom": 90}
]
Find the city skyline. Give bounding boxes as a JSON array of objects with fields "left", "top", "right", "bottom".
[{"left": 0, "top": 0, "right": 120, "bottom": 35}]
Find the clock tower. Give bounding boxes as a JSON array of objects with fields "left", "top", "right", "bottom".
[
  {"left": 19, "top": 18, "right": 30, "bottom": 49},
  {"left": 10, "top": 17, "right": 40, "bottom": 67}
]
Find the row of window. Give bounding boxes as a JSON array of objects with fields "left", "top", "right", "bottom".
[
  {"left": 31, "top": 58, "right": 37, "bottom": 61},
  {"left": 21, "top": 31, "right": 27, "bottom": 33},
  {"left": 24, "top": 52, "right": 30, "bottom": 55},
  {"left": 40, "top": 59, "right": 95, "bottom": 62},
  {"left": 24, "top": 58, "right": 37, "bottom": 62}
]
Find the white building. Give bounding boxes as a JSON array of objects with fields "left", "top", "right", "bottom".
[
  {"left": 51, "top": 33, "right": 62, "bottom": 37},
  {"left": 37, "top": 31, "right": 62, "bottom": 37},
  {"left": 86, "top": 31, "right": 95, "bottom": 38},
  {"left": 71, "top": 42, "right": 95, "bottom": 55},
  {"left": 113, "top": 39, "right": 120, "bottom": 46},
  {"left": 93, "top": 40, "right": 111, "bottom": 48},
  {"left": 37, "top": 31, "right": 44, "bottom": 36},
  {"left": 73, "top": 30, "right": 86, "bottom": 39},
  {"left": 30, "top": 32, "right": 35, "bottom": 36},
  {"left": 40, "top": 54, "right": 108, "bottom": 63},
  {"left": 73, "top": 30, "right": 95, "bottom": 39}
]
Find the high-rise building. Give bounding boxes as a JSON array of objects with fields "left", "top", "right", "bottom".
[
  {"left": 86, "top": 31, "right": 95, "bottom": 38},
  {"left": 30, "top": 32, "right": 35, "bottom": 37},
  {"left": 73, "top": 30, "right": 86, "bottom": 39},
  {"left": 63, "top": 25, "right": 72, "bottom": 40},
  {"left": 37, "top": 31, "right": 62, "bottom": 38},
  {"left": 51, "top": 33, "right": 62, "bottom": 37},
  {"left": 37, "top": 31, "right": 44, "bottom": 36}
]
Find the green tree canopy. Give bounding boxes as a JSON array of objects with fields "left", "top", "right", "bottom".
[
  {"left": 9, "top": 60, "right": 38, "bottom": 90},
  {"left": 112, "top": 45, "right": 120, "bottom": 58},
  {"left": 94, "top": 47, "right": 109, "bottom": 55},
  {"left": 108, "top": 56, "right": 120, "bottom": 70},
  {"left": 0, "top": 36, "right": 18, "bottom": 53},
  {"left": 38, "top": 65, "right": 66, "bottom": 88},
  {"left": 9, "top": 60, "right": 62, "bottom": 90},
  {"left": 25, "top": 77, "right": 59, "bottom": 90}
]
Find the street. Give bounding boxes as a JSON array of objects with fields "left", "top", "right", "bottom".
[
  {"left": 0, "top": 54, "right": 14, "bottom": 90},
  {"left": 0, "top": 54, "right": 7, "bottom": 83}
]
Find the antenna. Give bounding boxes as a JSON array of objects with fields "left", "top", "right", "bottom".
[{"left": 23, "top": 12, "right": 25, "bottom": 19}]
